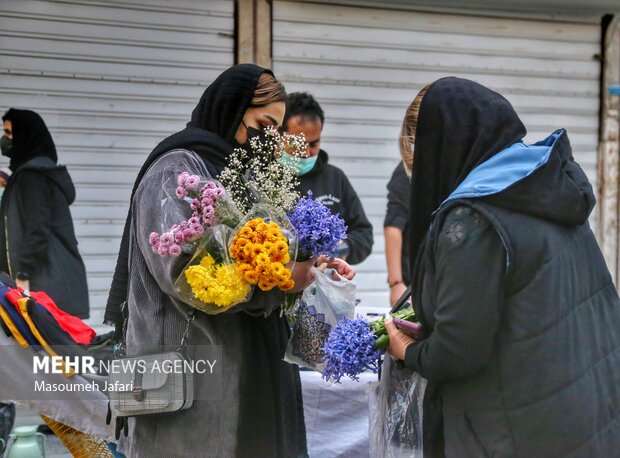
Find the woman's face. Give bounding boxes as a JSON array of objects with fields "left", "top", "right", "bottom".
[
  {"left": 3, "top": 120, "right": 12, "bottom": 140},
  {"left": 234, "top": 101, "right": 285, "bottom": 144}
]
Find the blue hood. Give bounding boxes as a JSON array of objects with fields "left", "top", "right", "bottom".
[{"left": 439, "top": 129, "right": 595, "bottom": 227}]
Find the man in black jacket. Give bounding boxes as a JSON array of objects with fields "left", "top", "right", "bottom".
[{"left": 281, "top": 92, "right": 373, "bottom": 264}]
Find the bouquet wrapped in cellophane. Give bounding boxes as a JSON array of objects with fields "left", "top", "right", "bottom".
[
  {"left": 149, "top": 127, "right": 349, "bottom": 314},
  {"left": 150, "top": 173, "right": 252, "bottom": 314}
]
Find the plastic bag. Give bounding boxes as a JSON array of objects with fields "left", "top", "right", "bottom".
[
  {"left": 285, "top": 266, "right": 356, "bottom": 371},
  {"left": 174, "top": 224, "right": 253, "bottom": 314},
  {"left": 369, "top": 357, "right": 426, "bottom": 458}
]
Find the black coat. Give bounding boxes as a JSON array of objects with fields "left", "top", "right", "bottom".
[
  {"left": 405, "top": 131, "right": 620, "bottom": 457},
  {"left": 298, "top": 150, "right": 373, "bottom": 265},
  {"left": 0, "top": 157, "right": 89, "bottom": 318}
]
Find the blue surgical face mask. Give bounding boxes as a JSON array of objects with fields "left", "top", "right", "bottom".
[{"left": 280, "top": 152, "right": 318, "bottom": 176}]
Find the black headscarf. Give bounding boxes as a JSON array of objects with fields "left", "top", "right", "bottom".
[
  {"left": 189, "top": 64, "right": 274, "bottom": 144},
  {"left": 2, "top": 109, "right": 58, "bottom": 172},
  {"left": 407, "top": 77, "right": 526, "bottom": 458},
  {"left": 408, "top": 77, "right": 527, "bottom": 276},
  {"left": 105, "top": 64, "right": 272, "bottom": 328}
]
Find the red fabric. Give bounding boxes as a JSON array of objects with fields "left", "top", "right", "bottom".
[{"left": 5, "top": 288, "right": 95, "bottom": 344}]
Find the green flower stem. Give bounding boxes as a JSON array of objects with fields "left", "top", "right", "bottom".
[{"left": 371, "top": 306, "right": 418, "bottom": 350}]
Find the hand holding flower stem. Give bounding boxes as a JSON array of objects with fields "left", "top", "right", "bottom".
[{"left": 385, "top": 318, "right": 417, "bottom": 361}]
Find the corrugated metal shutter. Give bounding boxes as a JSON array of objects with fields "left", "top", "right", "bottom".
[
  {"left": 273, "top": 1, "right": 601, "bottom": 312},
  {"left": 0, "top": 0, "right": 235, "bottom": 331}
]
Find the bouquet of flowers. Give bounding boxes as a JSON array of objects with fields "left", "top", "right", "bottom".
[
  {"left": 322, "top": 306, "right": 419, "bottom": 382},
  {"left": 229, "top": 205, "right": 297, "bottom": 292},
  {"left": 149, "top": 127, "right": 312, "bottom": 314},
  {"left": 287, "top": 191, "right": 348, "bottom": 262},
  {"left": 149, "top": 174, "right": 239, "bottom": 257},
  {"left": 147, "top": 172, "right": 251, "bottom": 313}
]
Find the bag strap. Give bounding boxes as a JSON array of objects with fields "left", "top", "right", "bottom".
[
  {"left": 115, "top": 302, "right": 196, "bottom": 357},
  {"left": 176, "top": 309, "right": 196, "bottom": 352}
]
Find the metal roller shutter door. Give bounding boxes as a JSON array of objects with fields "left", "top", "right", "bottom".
[
  {"left": 273, "top": 1, "right": 601, "bottom": 311},
  {"left": 0, "top": 0, "right": 235, "bottom": 331}
]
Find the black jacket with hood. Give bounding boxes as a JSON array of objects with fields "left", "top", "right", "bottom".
[
  {"left": 298, "top": 150, "right": 373, "bottom": 264},
  {"left": 0, "top": 156, "right": 89, "bottom": 318},
  {"left": 0, "top": 109, "right": 89, "bottom": 318},
  {"left": 404, "top": 78, "right": 620, "bottom": 457}
]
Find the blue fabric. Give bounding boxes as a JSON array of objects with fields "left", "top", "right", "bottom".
[
  {"left": 441, "top": 129, "right": 563, "bottom": 207},
  {"left": 0, "top": 284, "right": 38, "bottom": 346},
  {"left": 107, "top": 441, "right": 126, "bottom": 457}
]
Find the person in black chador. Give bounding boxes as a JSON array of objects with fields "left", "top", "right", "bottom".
[
  {"left": 280, "top": 92, "right": 373, "bottom": 265},
  {"left": 106, "top": 64, "right": 354, "bottom": 458},
  {"left": 0, "top": 109, "right": 89, "bottom": 318},
  {"left": 385, "top": 77, "right": 620, "bottom": 457}
]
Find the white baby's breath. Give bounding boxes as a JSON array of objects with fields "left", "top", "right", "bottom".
[{"left": 220, "top": 127, "right": 307, "bottom": 214}]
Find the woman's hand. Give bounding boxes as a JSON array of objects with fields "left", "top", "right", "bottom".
[
  {"left": 318, "top": 258, "right": 356, "bottom": 280},
  {"left": 290, "top": 258, "right": 316, "bottom": 292},
  {"left": 385, "top": 318, "right": 417, "bottom": 361}
]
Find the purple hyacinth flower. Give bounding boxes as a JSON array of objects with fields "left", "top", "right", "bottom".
[{"left": 322, "top": 316, "right": 382, "bottom": 383}]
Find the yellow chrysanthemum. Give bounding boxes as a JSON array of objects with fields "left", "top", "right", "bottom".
[
  {"left": 258, "top": 280, "right": 277, "bottom": 291},
  {"left": 238, "top": 227, "right": 253, "bottom": 238},
  {"left": 255, "top": 253, "right": 270, "bottom": 266},
  {"left": 200, "top": 255, "right": 215, "bottom": 267},
  {"left": 245, "top": 270, "right": 259, "bottom": 283},
  {"left": 184, "top": 254, "right": 251, "bottom": 308},
  {"left": 250, "top": 243, "right": 264, "bottom": 257}
]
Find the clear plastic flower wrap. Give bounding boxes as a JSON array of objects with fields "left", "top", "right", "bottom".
[
  {"left": 147, "top": 172, "right": 252, "bottom": 314},
  {"left": 228, "top": 203, "right": 298, "bottom": 292},
  {"left": 368, "top": 357, "right": 427, "bottom": 458},
  {"left": 173, "top": 224, "right": 253, "bottom": 314},
  {"left": 284, "top": 266, "right": 356, "bottom": 371},
  {"left": 148, "top": 174, "right": 243, "bottom": 258}
]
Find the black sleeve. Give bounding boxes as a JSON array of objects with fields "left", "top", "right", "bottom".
[
  {"left": 404, "top": 206, "right": 506, "bottom": 381},
  {"left": 384, "top": 164, "right": 410, "bottom": 230},
  {"left": 339, "top": 172, "right": 373, "bottom": 265},
  {"left": 12, "top": 171, "right": 54, "bottom": 275}
]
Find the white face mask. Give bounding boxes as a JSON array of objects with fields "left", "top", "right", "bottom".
[{"left": 0, "top": 188, "right": 5, "bottom": 199}]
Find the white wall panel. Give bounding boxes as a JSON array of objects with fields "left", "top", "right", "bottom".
[
  {"left": 0, "top": 0, "right": 235, "bottom": 332},
  {"left": 273, "top": 1, "right": 601, "bottom": 313}
]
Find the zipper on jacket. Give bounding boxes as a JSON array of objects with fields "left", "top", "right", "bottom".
[{"left": 4, "top": 214, "right": 13, "bottom": 277}]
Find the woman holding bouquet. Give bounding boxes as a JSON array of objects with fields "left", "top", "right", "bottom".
[
  {"left": 385, "top": 77, "right": 620, "bottom": 457},
  {"left": 106, "top": 64, "right": 352, "bottom": 457}
]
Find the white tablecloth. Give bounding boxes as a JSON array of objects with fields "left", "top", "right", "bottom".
[{"left": 301, "top": 370, "right": 378, "bottom": 458}]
